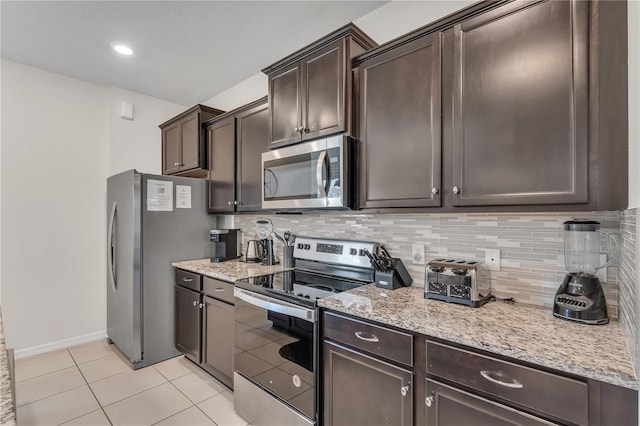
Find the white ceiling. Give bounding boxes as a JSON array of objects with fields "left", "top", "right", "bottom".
[{"left": 1, "top": 1, "right": 387, "bottom": 106}]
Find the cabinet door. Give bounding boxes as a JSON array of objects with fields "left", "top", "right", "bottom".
[
  {"left": 236, "top": 101, "right": 268, "bottom": 212},
  {"left": 324, "top": 341, "right": 412, "bottom": 426},
  {"left": 358, "top": 33, "right": 442, "bottom": 208},
  {"left": 162, "top": 122, "right": 181, "bottom": 175},
  {"left": 302, "top": 39, "right": 345, "bottom": 141},
  {"left": 175, "top": 286, "right": 201, "bottom": 364},
  {"left": 207, "top": 118, "right": 236, "bottom": 213},
  {"left": 425, "top": 379, "right": 557, "bottom": 426},
  {"left": 269, "top": 62, "right": 302, "bottom": 148},
  {"left": 201, "top": 296, "right": 234, "bottom": 389},
  {"left": 180, "top": 112, "right": 201, "bottom": 171},
  {"left": 450, "top": 0, "right": 588, "bottom": 206}
]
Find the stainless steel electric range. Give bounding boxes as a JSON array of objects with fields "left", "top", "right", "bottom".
[{"left": 233, "top": 236, "right": 379, "bottom": 426}]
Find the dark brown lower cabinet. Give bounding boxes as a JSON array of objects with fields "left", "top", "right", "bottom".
[
  {"left": 201, "top": 295, "right": 234, "bottom": 389},
  {"left": 174, "top": 285, "right": 201, "bottom": 364},
  {"left": 425, "top": 379, "right": 555, "bottom": 426},
  {"left": 323, "top": 341, "right": 412, "bottom": 426}
]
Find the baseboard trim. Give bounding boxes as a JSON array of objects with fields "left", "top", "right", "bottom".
[{"left": 14, "top": 330, "right": 108, "bottom": 359}]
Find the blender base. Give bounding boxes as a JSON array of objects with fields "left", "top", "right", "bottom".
[{"left": 553, "top": 273, "right": 609, "bottom": 325}]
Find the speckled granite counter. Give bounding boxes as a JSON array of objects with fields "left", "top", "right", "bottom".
[
  {"left": 172, "top": 258, "right": 285, "bottom": 282},
  {"left": 0, "top": 309, "right": 16, "bottom": 426},
  {"left": 319, "top": 284, "right": 639, "bottom": 390}
]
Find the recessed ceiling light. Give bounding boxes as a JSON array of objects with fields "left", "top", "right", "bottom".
[{"left": 112, "top": 44, "right": 133, "bottom": 56}]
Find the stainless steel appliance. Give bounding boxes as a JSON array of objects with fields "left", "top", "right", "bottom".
[
  {"left": 233, "top": 237, "right": 379, "bottom": 426},
  {"left": 424, "top": 259, "right": 491, "bottom": 307},
  {"left": 553, "top": 220, "right": 617, "bottom": 325},
  {"left": 210, "top": 229, "right": 240, "bottom": 262},
  {"left": 245, "top": 240, "right": 261, "bottom": 263},
  {"left": 262, "top": 135, "right": 355, "bottom": 210},
  {"left": 107, "top": 170, "right": 215, "bottom": 369}
]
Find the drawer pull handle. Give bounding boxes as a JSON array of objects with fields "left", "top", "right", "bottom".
[
  {"left": 182, "top": 277, "right": 193, "bottom": 282},
  {"left": 354, "top": 331, "right": 379, "bottom": 343},
  {"left": 215, "top": 288, "right": 225, "bottom": 292},
  {"left": 480, "top": 370, "right": 524, "bottom": 389}
]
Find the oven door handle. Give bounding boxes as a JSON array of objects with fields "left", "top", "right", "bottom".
[{"left": 234, "top": 287, "right": 317, "bottom": 322}]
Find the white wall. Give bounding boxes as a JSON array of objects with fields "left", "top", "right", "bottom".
[
  {"left": 1, "top": 60, "right": 110, "bottom": 353},
  {"left": 203, "top": 73, "right": 268, "bottom": 112},
  {"left": 628, "top": 0, "right": 639, "bottom": 209},
  {"left": 0, "top": 60, "right": 185, "bottom": 356},
  {"left": 109, "top": 88, "right": 185, "bottom": 176}
]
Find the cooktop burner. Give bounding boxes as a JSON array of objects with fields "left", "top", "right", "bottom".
[{"left": 235, "top": 270, "right": 365, "bottom": 308}]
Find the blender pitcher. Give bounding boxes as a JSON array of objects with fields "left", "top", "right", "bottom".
[{"left": 563, "top": 220, "right": 618, "bottom": 277}]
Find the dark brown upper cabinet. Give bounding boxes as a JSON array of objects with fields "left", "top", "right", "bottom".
[
  {"left": 263, "top": 24, "right": 377, "bottom": 149},
  {"left": 206, "top": 97, "right": 268, "bottom": 213},
  {"left": 160, "top": 105, "right": 224, "bottom": 177},
  {"left": 353, "top": 0, "right": 627, "bottom": 212},
  {"left": 357, "top": 32, "right": 442, "bottom": 209},
  {"left": 449, "top": 0, "right": 588, "bottom": 207}
]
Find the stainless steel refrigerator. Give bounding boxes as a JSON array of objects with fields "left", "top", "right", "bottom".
[{"left": 107, "top": 169, "right": 215, "bottom": 369}]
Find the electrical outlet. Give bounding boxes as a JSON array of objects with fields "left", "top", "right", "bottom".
[
  {"left": 596, "top": 254, "right": 608, "bottom": 282},
  {"left": 485, "top": 249, "right": 501, "bottom": 271},
  {"left": 412, "top": 244, "right": 425, "bottom": 264}
]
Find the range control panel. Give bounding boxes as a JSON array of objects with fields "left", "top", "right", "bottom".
[{"left": 293, "top": 237, "right": 379, "bottom": 269}]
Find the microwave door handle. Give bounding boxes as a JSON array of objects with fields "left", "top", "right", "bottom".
[{"left": 316, "top": 150, "right": 328, "bottom": 197}]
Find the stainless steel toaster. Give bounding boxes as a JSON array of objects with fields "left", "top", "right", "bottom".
[{"left": 424, "top": 259, "right": 491, "bottom": 307}]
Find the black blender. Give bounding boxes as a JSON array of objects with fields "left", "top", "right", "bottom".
[{"left": 553, "top": 220, "right": 618, "bottom": 325}]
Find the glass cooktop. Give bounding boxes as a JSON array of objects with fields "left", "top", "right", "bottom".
[{"left": 235, "top": 270, "right": 365, "bottom": 308}]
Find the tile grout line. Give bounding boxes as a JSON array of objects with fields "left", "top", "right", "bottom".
[
  {"left": 163, "top": 371, "right": 221, "bottom": 425},
  {"left": 67, "top": 348, "right": 114, "bottom": 426}
]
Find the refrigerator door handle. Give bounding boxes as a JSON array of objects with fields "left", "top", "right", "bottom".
[{"left": 108, "top": 201, "right": 117, "bottom": 292}]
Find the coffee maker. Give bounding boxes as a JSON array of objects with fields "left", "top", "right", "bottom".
[
  {"left": 553, "top": 220, "right": 617, "bottom": 325},
  {"left": 210, "top": 229, "right": 240, "bottom": 262}
]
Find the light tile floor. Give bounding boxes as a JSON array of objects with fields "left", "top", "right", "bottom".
[{"left": 15, "top": 339, "right": 249, "bottom": 426}]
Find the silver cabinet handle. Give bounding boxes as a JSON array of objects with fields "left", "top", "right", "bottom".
[
  {"left": 233, "top": 201, "right": 239, "bottom": 206},
  {"left": 303, "top": 127, "right": 310, "bottom": 133},
  {"left": 425, "top": 396, "right": 433, "bottom": 407},
  {"left": 294, "top": 127, "right": 300, "bottom": 133},
  {"left": 182, "top": 277, "right": 193, "bottom": 282},
  {"left": 215, "top": 288, "right": 225, "bottom": 292},
  {"left": 400, "top": 385, "right": 410, "bottom": 397},
  {"left": 453, "top": 186, "right": 460, "bottom": 194},
  {"left": 354, "top": 331, "right": 379, "bottom": 343},
  {"left": 199, "top": 303, "right": 204, "bottom": 309},
  {"left": 228, "top": 201, "right": 232, "bottom": 205},
  {"left": 192, "top": 301, "right": 197, "bottom": 306},
  {"left": 480, "top": 370, "right": 524, "bottom": 389},
  {"left": 431, "top": 188, "right": 439, "bottom": 195}
]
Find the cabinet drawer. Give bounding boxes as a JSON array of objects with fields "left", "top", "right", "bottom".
[
  {"left": 175, "top": 269, "right": 202, "bottom": 292},
  {"left": 203, "top": 277, "right": 234, "bottom": 304},
  {"left": 323, "top": 312, "right": 413, "bottom": 367},
  {"left": 426, "top": 340, "right": 588, "bottom": 426}
]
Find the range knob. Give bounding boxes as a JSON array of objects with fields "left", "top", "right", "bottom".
[
  {"left": 297, "top": 243, "right": 304, "bottom": 249},
  {"left": 350, "top": 248, "right": 357, "bottom": 255},
  {"left": 452, "top": 268, "right": 468, "bottom": 276},
  {"left": 304, "top": 244, "right": 311, "bottom": 250}
]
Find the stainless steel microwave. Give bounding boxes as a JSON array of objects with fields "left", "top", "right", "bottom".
[{"left": 262, "top": 135, "right": 355, "bottom": 210}]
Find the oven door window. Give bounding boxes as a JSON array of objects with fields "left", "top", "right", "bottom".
[
  {"left": 234, "top": 299, "right": 315, "bottom": 419},
  {"left": 263, "top": 146, "right": 341, "bottom": 202}
]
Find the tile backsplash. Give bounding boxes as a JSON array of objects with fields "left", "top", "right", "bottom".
[
  {"left": 233, "top": 211, "right": 622, "bottom": 317},
  {"left": 618, "top": 209, "right": 638, "bottom": 374}
]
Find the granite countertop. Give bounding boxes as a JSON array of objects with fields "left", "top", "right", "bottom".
[
  {"left": 172, "top": 258, "right": 285, "bottom": 282},
  {"left": 318, "top": 284, "right": 639, "bottom": 390},
  {"left": 0, "top": 309, "right": 16, "bottom": 426}
]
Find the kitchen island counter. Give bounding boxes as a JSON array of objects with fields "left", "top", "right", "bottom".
[
  {"left": 0, "top": 308, "right": 15, "bottom": 426},
  {"left": 319, "top": 284, "right": 638, "bottom": 390},
  {"left": 172, "top": 258, "right": 284, "bottom": 283}
]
